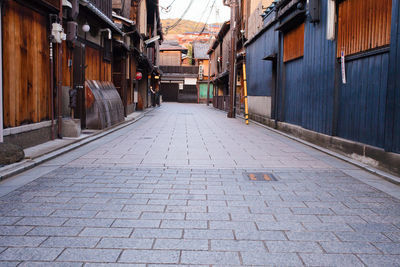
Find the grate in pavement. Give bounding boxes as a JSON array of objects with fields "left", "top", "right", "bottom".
[{"left": 243, "top": 172, "right": 278, "bottom": 181}]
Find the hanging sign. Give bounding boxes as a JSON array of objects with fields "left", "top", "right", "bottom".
[
  {"left": 341, "top": 51, "right": 346, "bottom": 84},
  {"left": 135, "top": 72, "right": 143, "bottom": 80}
]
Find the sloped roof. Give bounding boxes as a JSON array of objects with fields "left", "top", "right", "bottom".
[
  {"left": 193, "top": 42, "right": 210, "bottom": 59},
  {"left": 160, "top": 41, "right": 188, "bottom": 52}
]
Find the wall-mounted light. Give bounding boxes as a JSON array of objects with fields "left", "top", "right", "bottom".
[{"left": 82, "top": 22, "right": 90, "bottom": 33}]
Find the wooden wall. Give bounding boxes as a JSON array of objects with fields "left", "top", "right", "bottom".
[
  {"left": 62, "top": 41, "right": 73, "bottom": 87},
  {"left": 138, "top": 0, "right": 147, "bottom": 35},
  {"left": 337, "top": 0, "right": 392, "bottom": 57},
  {"left": 85, "top": 46, "right": 112, "bottom": 82},
  {"left": 159, "top": 51, "right": 181, "bottom": 66},
  {"left": 2, "top": 0, "right": 51, "bottom": 128}
]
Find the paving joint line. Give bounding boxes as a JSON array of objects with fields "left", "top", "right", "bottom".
[
  {"left": 233, "top": 112, "right": 400, "bottom": 186},
  {"left": 0, "top": 108, "right": 156, "bottom": 182}
]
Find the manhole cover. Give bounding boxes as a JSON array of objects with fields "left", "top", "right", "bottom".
[{"left": 243, "top": 172, "right": 278, "bottom": 181}]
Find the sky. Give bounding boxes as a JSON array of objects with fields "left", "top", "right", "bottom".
[{"left": 159, "top": 0, "right": 230, "bottom": 23}]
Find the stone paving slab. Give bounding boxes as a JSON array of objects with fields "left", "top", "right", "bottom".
[{"left": 0, "top": 104, "right": 399, "bottom": 266}]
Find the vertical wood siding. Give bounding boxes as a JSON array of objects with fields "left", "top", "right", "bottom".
[
  {"left": 302, "top": 3, "right": 336, "bottom": 135},
  {"left": 246, "top": 25, "right": 278, "bottom": 96},
  {"left": 283, "top": 59, "right": 304, "bottom": 125},
  {"left": 85, "top": 46, "right": 112, "bottom": 82},
  {"left": 386, "top": 0, "right": 400, "bottom": 153},
  {"left": 337, "top": 53, "right": 389, "bottom": 148},
  {"left": 283, "top": 23, "right": 305, "bottom": 62},
  {"left": 281, "top": 2, "right": 336, "bottom": 135},
  {"left": 62, "top": 41, "right": 73, "bottom": 87},
  {"left": 2, "top": 1, "right": 51, "bottom": 128},
  {"left": 337, "top": 0, "right": 392, "bottom": 57}
]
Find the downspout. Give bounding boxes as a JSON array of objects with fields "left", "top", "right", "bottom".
[
  {"left": 49, "top": 16, "right": 55, "bottom": 140},
  {"left": 0, "top": 3, "right": 3, "bottom": 142},
  {"left": 57, "top": 3, "right": 63, "bottom": 138}
]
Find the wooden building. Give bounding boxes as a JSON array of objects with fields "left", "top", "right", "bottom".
[
  {"left": 243, "top": 0, "right": 400, "bottom": 175},
  {"left": 1, "top": 0, "right": 60, "bottom": 147},
  {"left": 112, "top": 0, "right": 163, "bottom": 110},
  {"left": 0, "top": 0, "right": 162, "bottom": 149},
  {"left": 193, "top": 41, "right": 212, "bottom": 104},
  {"left": 159, "top": 41, "right": 187, "bottom": 66},
  {"left": 159, "top": 41, "right": 200, "bottom": 103},
  {"left": 208, "top": 21, "right": 231, "bottom": 111}
]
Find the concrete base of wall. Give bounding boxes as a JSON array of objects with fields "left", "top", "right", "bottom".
[
  {"left": 248, "top": 96, "right": 271, "bottom": 118},
  {"left": 126, "top": 103, "right": 136, "bottom": 115},
  {"left": 4, "top": 125, "right": 53, "bottom": 149},
  {"left": 62, "top": 119, "right": 81, "bottom": 138},
  {"left": 248, "top": 112, "right": 400, "bottom": 177}
]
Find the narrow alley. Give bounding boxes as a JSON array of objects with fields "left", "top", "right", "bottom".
[{"left": 0, "top": 103, "right": 399, "bottom": 266}]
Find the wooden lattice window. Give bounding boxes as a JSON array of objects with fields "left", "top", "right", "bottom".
[
  {"left": 283, "top": 23, "right": 305, "bottom": 63},
  {"left": 337, "top": 0, "right": 392, "bottom": 57}
]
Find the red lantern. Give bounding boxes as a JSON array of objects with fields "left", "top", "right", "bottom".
[{"left": 136, "top": 72, "right": 143, "bottom": 80}]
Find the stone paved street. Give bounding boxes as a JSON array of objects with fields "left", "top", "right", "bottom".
[{"left": 0, "top": 103, "right": 400, "bottom": 266}]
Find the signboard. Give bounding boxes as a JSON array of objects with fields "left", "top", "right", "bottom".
[
  {"left": 184, "top": 78, "right": 197, "bottom": 85},
  {"left": 341, "top": 51, "right": 346, "bottom": 84},
  {"left": 179, "top": 83, "right": 184, "bottom": 90}
]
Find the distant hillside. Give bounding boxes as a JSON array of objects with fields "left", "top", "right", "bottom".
[{"left": 161, "top": 19, "right": 221, "bottom": 34}]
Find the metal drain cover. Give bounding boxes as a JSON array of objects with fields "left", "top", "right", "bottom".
[{"left": 244, "top": 172, "right": 278, "bottom": 181}]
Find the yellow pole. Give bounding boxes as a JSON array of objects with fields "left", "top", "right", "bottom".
[{"left": 242, "top": 62, "right": 249, "bottom": 125}]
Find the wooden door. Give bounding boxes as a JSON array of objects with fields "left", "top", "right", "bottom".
[{"left": 73, "top": 42, "right": 86, "bottom": 128}]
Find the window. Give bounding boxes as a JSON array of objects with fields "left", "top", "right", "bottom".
[
  {"left": 337, "top": 0, "right": 392, "bottom": 57},
  {"left": 103, "top": 38, "right": 112, "bottom": 62},
  {"left": 283, "top": 23, "right": 305, "bottom": 62}
]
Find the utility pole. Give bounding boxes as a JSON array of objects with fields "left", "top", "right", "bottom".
[{"left": 227, "top": 0, "right": 237, "bottom": 118}]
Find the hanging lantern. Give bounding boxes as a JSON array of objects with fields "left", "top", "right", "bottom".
[{"left": 135, "top": 72, "right": 143, "bottom": 80}]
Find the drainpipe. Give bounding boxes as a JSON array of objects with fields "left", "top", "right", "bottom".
[
  {"left": 227, "top": 0, "right": 238, "bottom": 118},
  {"left": 0, "top": 3, "right": 3, "bottom": 142},
  {"left": 49, "top": 16, "right": 55, "bottom": 140},
  {"left": 57, "top": 2, "right": 63, "bottom": 138}
]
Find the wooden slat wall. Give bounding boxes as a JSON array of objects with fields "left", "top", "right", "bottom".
[
  {"left": 2, "top": 1, "right": 50, "bottom": 128},
  {"left": 62, "top": 41, "right": 73, "bottom": 87},
  {"left": 283, "top": 23, "right": 305, "bottom": 62},
  {"left": 85, "top": 46, "right": 112, "bottom": 82},
  {"left": 85, "top": 46, "right": 100, "bottom": 81},
  {"left": 337, "top": 0, "right": 392, "bottom": 57}
]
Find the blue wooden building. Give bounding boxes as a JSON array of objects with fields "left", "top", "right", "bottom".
[{"left": 244, "top": 0, "right": 400, "bottom": 175}]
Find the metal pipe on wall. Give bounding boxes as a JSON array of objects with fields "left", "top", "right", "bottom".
[
  {"left": 228, "top": 0, "right": 237, "bottom": 118},
  {"left": 57, "top": 3, "right": 63, "bottom": 138},
  {"left": 50, "top": 39, "right": 55, "bottom": 140}
]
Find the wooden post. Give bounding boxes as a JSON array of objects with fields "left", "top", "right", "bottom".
[{"left": 206, "top": 55, "right": 211, "bottom": 106}]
